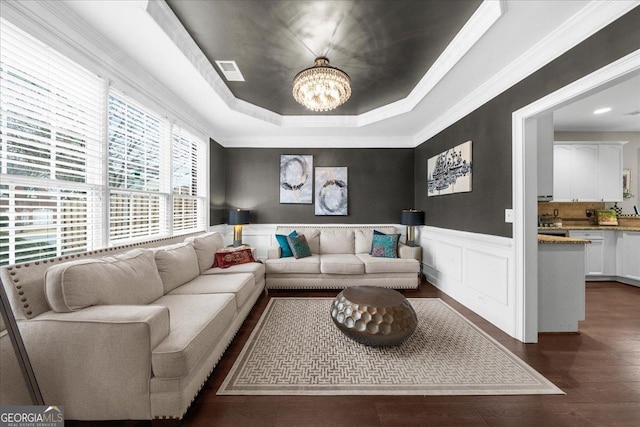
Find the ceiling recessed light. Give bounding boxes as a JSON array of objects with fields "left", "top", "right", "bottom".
[{"left": 593, "top": 107, "right": 612, "bottom": 115}]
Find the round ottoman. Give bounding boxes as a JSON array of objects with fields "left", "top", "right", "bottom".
[{"left": 330, "top": 286, "right": 418, "bottom": 346}]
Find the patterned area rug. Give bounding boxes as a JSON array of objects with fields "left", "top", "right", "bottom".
[{"left": 218, "top": 298, "right": 563, "bottom": 396}]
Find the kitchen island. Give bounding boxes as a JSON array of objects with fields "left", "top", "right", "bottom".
[
  {"left": 539, "top": 221, "right": 640, "bottom": 286},
  {"left": 538, "top": 234, "right": 590, "bottom": 333}
]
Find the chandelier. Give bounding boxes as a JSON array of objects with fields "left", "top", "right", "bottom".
[{"left": 292, "top": 57, "right": 351, "bottom": 112}]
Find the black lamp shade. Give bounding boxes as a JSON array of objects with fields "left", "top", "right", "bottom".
[
  {"left": 400, "top": 210, "right": 424, "bottom": 226},
  {"left": 228, "top": 209, "right": 250, "bottom": 225}
]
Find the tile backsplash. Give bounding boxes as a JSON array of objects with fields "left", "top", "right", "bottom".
[{"left": 538, "top": 202, "right": 605, "bottom": 226}]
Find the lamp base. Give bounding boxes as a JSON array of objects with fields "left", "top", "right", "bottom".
[
  {"left": 233, "top": 225, "right": 243, "bottom": 247},
  {"left": 406, "top": 225, "right": 416, "bottom": 246}
]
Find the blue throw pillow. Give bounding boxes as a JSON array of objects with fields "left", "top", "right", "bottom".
[
  {"left": 371, "top": 232, "right": 400, "bottom": 258},
  {"left": 286, "top": 234, "right": 312, "bottom": 259},
  {"left": 275, "top": 230, "right": 297, "bottom": 258}
]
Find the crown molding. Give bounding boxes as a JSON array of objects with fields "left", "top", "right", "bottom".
[
  {"left": 220, "top": 135, "right": 415, "bottom": 149},
  {"left": 412, "top": 0, "right": 640, "bottom": 146},
  {"left": 356, "top": 0, "right": 505, "bottom": 127},
  {"left": 0, "top": 0, "right": 218, "bottom": 141}
]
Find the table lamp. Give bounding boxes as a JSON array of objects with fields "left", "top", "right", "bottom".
[
  {"left": 228, "top": 209, "right": 250, "bottom": 247},
  {"left": 400, "top": 209, "right": 425, "bottom": 247}
]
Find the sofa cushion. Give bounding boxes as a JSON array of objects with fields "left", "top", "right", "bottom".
[
  {"left": 356, "top": 254, "right": 419, "bottom": 274},
  {"left": 184, "top": 232, "right": 225, "bottom": 273},
  {"left": 151, "top": 293, "right": 236, "bottom": 378},
  {"left": 265, "top": 254, "right": 321, "bottom": 274},
  {"left": 45, "top": 249, "right": 164, "bottom": 313},
  {"left": 320, "top": 229, "right": 355, "bottom": 254},
  {"left": 168, "top": 273, "right": 254, "bottom": 309},
  {"left": 275, "top": 231, "right": 297, "bottom": 258},
  {"left": 320, "top": 254, "right": 364, "bottom": 274},
  {"left": 202, "top": 262, "right": 266, "bottom": 283},
  {"left": 355, "top": 227, "right": 397, "bottom": 254},
  {"left": 370, "top": 232, "right": 400, "bottom": 258},
  {"left": 154, "top": 243, "right": 200, "bottom": 294}
]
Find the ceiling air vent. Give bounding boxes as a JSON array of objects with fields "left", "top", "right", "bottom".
[
  {"left": 215, "top": 60, "right": 245, "bottom": 81},
  {"left": 623, "top": 110, "right": 640, "bottom": 116}
]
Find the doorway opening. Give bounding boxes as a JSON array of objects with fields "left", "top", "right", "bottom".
[{"left": 512, "top": 49, "right": 640, "bottom": 343}]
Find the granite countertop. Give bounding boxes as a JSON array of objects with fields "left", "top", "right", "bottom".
[
  {"left": 538, "top": 225, "right": 640, "bottom": 232},
  {"left": 538, "top": 234, "right": 591, "bottom": 245}
]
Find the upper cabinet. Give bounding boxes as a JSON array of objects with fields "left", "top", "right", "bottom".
[
  {"left": 553, "top": 142, "right": 624, "bottom": 202},
  {"left": 597, "top": 144, "right": 624, "bottom": 201},
  {"left": 535, "top": 114, "right": 554, "bottom": 200}
]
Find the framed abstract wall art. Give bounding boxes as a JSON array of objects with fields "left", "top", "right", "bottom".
[
  {"left": 280, "top": 155, "right": 313, "bottom": 204},
  {"left": 427, "top": 140, "right": 472, "bottom": 197},
  {"left": 315, "top": 167, "right": 348, "bottom": 215}
]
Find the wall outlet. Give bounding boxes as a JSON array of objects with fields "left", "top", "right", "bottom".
[{"left": 505, "top": 208, "right": 514, "bottom": 223}]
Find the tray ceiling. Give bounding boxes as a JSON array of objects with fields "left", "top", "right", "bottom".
[{"left": 165, "top": 0, "right": 482, "bottom": 116}]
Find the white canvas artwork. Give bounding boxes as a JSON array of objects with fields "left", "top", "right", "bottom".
[
  {"left": 427, "top": 140, "right": 472, "bottom": 197},
  {"left": 315, "top": 167, "right": 348, "bottom": 215},
  {"left": 280, "top": 155, "right": 313, "bottom": 203}
]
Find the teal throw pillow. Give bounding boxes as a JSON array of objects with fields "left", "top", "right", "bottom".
[
  {"left": 275, "top": 230, "right": 297, "bottom": 258},
  {"left": 371, "top": 233, "right": 399, "bottom": 258},
  {"left": 370, "top": 229, "right": 384, "bottom": 254},
  {"left": 286, "top": 234, "right": 312, "bottom": 259}
]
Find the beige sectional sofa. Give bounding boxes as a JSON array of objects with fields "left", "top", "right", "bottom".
[
  {"left": 0, "top": 231, "right": 264, "bottom": 420},
  {"left": 265, "top": 226, "right": 420, "bottom": 289}
]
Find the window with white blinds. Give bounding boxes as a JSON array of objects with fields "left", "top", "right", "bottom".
[
  {"left": 172, "top": 126, "right": 206, "bottom": 233},
  {"left": 0, "top": 19, "right": 209, "bottom": 266},
  {"left": 0, "top": 20, "right": 104, "bottom": 265},
  {"left": 107, "top": 91, "right": 169, "bottom": 243}
]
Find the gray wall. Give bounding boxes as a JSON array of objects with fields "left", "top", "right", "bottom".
[
  {"left": 223, "top": 148, "right": 414, "bottom": 224},
  {"left": 209, "top": 138, "right": 226, "bottom": 225},
  {"left": 414, "top": 8, "right": 640, "bottom": 238}
]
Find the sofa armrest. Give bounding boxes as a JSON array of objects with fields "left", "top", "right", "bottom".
[
  {"left": 18, "top": 305, "right": 170, "bottom": 420},
  {"left": 398, "top": 243, "right": 421, "bottom": 261},
  {"left": 267, "top": 247, "right": 281, "bottom": 259}
]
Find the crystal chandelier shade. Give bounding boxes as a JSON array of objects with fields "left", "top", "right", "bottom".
[{"left": 292, "top": 57, "right": 351, "bottom": 112}]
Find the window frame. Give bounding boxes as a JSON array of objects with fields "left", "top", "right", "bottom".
[{"left": 0, "top": 18, "right": 210, "bottom": 266}]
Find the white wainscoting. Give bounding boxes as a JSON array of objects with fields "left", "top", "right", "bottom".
[{"left": 421, "top": 226, "right": 516, "bottom": 337}]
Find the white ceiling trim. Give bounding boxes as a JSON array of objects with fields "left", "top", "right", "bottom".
[
  {"left": 221, "top": 135, "right": 415, "bottom": 149},
  {"left": 145, "top": 0, "right": 504, "bottom": 129},
  {"left": 354, "top": 0, "right": 505, "bottom": 127},
  {"left": 412, "top": 0, "right": 640, "bottom": 145}
]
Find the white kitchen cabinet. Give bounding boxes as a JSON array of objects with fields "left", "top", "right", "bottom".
[
  {"left": 597, "top": 144, "right": 623, "bottom": 201},
  {"left": 553, "top": 142, "right": 624, "bottom": 202},
  {"left": 617, "top": 231, "right": 640, "bottom": 281},
  {"left": 552, "top": 145, "right": 572, "bottom": 201},
  {"left": 569, "top": 230, "right": 616, "bottom": 276},
  {"left": 536, "top": 113, "right": 554, "bottom": 200},
  {"left": 572, "top": 145, "right": 599, "bottom": 201}
]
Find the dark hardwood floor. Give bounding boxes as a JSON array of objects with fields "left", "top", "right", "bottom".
[{"left": 69, "top": 280, "right": 640, "bottom": 427}]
